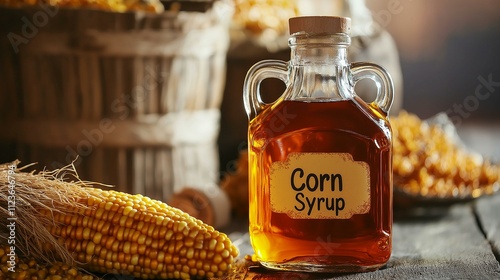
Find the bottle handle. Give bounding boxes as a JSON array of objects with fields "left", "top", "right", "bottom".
[
  {"left": 351, "top": 62, "right": 394, "bottom": 115},
  {"left": 243, "top": 60, "right": 288, "bottom": 120}
]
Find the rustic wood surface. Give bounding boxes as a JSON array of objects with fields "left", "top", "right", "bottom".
[
  {"left": 476, "top": 192, "right": 500, "bottom": 263},
  {"left": 222, "top": 195, "right": 500, "bottom": 279}
]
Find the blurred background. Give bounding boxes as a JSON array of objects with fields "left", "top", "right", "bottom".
[
  {"left": 367, "top": 0, "right": 500, "bottom": 120},
  {"left": 1, "top": 0, "right": 499, "bottom": 205},
  {"left": 219, "top": 0, "right": 500, "bottom": 172}
]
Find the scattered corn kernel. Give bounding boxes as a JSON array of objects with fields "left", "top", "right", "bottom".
[
  {"left": 0, "top": 246, "right": 97, "bottom": 280},
  {"left": 392, "top": 111, "right": 500, "bottom": 199}
]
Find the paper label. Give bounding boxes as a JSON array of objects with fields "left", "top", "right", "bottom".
[{"left": 270, "top": 153, "right": 370, "bottom": 219}]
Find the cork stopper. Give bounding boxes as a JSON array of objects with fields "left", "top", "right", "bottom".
[{"left": 289, "top": 16, "right": 351, "bottom": 35}]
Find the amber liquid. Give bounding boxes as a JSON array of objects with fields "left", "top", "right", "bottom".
[{"left": 248, "top": 98, "right": 392, "bottom": 272}]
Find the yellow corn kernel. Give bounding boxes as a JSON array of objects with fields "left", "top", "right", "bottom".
[
  {"left": 392, "top": 111, "right": 500, "bottom": 199},
  {"left": 0, "top": 246, "right": 97, "bottom": 279}
]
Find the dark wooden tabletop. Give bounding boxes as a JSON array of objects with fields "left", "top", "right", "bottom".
[{"left": 223, "top": 193, "right": 500, "bottom": 279}]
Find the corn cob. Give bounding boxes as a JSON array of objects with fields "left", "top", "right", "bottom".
[{"left": 0, "top": 162, "right": 239, "bottom": 279}]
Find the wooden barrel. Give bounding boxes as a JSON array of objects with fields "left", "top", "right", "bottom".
[{"left": 0, "top": 1, "right": 232, "bottom": 202}]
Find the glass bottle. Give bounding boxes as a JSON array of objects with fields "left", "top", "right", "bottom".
[{"left": 244, "top": 16, "right": 394, "bottom": 273}]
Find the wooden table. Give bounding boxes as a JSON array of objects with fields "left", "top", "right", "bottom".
[{"left": 223, "top": 193, "right": 500, "bottom": 279}]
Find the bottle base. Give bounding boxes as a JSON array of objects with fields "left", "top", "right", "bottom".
[{"left": 259, "top": 258, "right": 387, "bottom": 274}]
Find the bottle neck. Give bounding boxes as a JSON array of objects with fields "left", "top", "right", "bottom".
[
  {"left": 289, "top": 34, "right": 350, "bottom": 66},
  {"left": 287, "top": 33, "right": 352, "bottom": 101}
]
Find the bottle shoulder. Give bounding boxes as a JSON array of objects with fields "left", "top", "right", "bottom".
[{"left": 249, "top": 98, "right": 391, "bottom": 139}]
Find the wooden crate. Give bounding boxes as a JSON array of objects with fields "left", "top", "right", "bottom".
[{"left": 0, "top": 1, "right": 232, "bottom": 201}]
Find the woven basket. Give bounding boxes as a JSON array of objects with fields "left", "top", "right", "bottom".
[{"left": 0, "top": 1, "right": 232, "bottom": 201}]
